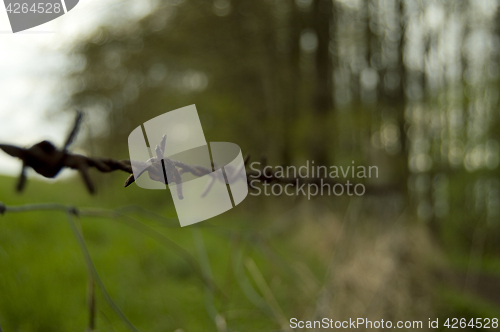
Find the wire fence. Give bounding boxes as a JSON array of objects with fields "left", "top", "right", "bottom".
[
  {"left": 0, "top": 201, "right": 233, "bottom": 331},
  {"left": 0, "top": 111, "right": 402, "bottom": 197},
  {"left": 0, "top": 198, "right": 409, "bottom": 332},
  {"left": 0, "top": 111, "right": 404, "bottom": 331}
]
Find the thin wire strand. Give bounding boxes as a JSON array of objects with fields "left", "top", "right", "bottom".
[
  {"left": 66, "top": 212, "right": 141, "bottom": 332},
  {"left": 0, "top": 202, "right": 225, "bottom": 297}
]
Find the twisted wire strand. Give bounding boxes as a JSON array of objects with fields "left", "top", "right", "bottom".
[{"left": 0, "top": 111, "right": 402, "bottom": 197}]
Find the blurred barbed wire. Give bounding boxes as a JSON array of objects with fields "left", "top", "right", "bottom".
[{"left": 0, "top": 111, "right": 402, "bottom": 197}]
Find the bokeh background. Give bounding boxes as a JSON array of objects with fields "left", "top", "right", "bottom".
[{"left": 1, "top": 0, "right": 500, "bottom": 331}]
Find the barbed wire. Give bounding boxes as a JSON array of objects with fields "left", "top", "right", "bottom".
[
  {"left": 0, "top": 112, "right": 402, "bottom": 332},
  {"left": 0, "top": 111, "right": 402, "bottom": 197}
]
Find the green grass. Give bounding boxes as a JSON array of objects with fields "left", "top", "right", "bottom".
[
  {"left": 1, "top": 172, "right": 499, "bottom": 331},
  {"left": 0, "top": 173, "right": 281, "bottom": 331},
  {"left": 0, "top": 173, "right": 329, "bottom": 331}
]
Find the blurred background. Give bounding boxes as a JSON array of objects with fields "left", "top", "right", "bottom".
[{"left": 0, "top": 0, "right": 500, "bottom": 330}]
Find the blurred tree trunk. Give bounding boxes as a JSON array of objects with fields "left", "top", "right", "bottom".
[
  {"left": 493, "top": 3, "right": 500, "bottom": 144},
  {"left": 396, "top": 0, "right": 409, "bottom": 194},
  {"left": 310, "top": 0, "right": 335, "bottom": 165},
  {"left": 283, "top": 0, "right": 303, "bottom": 165}
]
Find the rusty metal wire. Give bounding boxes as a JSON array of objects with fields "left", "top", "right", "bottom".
[
  {"left": 0, "top": 111, "right": 402, "bottom": 197},
  {"left": 0, "top": 111, "right": 132, "bottom": 194}
]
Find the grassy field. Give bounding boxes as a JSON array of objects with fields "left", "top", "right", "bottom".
[
  {"left": 0, "top": 173, "right": 499, "bottom": 331},
  {"left": 0, "top": 173, "right": 330, "bottom": 331}
]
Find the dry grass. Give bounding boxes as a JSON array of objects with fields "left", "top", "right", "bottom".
[{"left": 290, "top": 202, "right": 443, "bottom": 331}]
